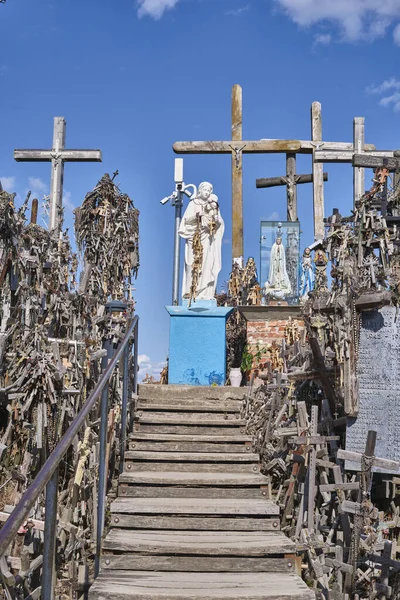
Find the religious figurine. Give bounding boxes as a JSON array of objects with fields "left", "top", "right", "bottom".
[
  {"left": 179, "top": 182, "right": 224, "bottom": 301},
  {"left": 264, "top": 225, "right": 292, "bottom": 300},
  {"left": 300, "top": 247, "right": 315, "bottom": 299},
  {"left": 314, "top": 248, "right": 329, "bottom": 292}
]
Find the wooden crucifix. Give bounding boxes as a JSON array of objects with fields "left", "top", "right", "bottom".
[
  {"left": 14, "top": 117, "right": 102, "bottom": 235},
  {"left": 256, "top": 153, "right": 328, "bottom": 222}
]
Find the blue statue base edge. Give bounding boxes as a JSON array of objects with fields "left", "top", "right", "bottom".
[{"left": 165, "top": 301, "right": 233, "bottom": 386}]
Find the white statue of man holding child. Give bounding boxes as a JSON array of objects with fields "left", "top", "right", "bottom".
[{"left": 179, "top": 181, "right": 224, "bottom": 301}]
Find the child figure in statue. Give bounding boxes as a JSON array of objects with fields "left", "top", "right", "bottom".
[{"left": 300, "top": 247, "right": 315, "bottom": 299}]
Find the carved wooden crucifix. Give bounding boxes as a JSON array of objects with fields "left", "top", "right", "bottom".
[
  {"left": 14, "top": 117, "right": 102, "bottom": 235},
  {"left": 174, "top": 87, "right": 376, "bottom": 260},
  {"left": 256, "top": 153, "right": 328, "bottom": 222}
]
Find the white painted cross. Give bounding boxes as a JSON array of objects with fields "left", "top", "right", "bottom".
[{"left": 14, "top": 117, "right": 102, "bottom": 234}]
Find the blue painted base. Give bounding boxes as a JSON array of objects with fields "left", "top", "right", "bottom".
[{"left": 166, "top": 301, "right": 233, "bottom": 386}]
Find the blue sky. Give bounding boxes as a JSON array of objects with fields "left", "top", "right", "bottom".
[{"left": 2, "top": 0, "right": 400, "bottom": 379}]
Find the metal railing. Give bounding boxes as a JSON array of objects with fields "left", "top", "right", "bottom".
[{"left": 0, "top": 315, "right": 139, "bottom": 599}]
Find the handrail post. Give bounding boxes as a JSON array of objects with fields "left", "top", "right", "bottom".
[
  {"left": 119, "top": 345, "right": 130, "bottom": 475},
  {"left": 42, "top": 467, "right": 59, "bottom": 600},
  {"left": 133, "top": 319, "right": 139, "bottom": 395},
  {"left": 94, "top": 335, "right": 113, "bottom": 577}
]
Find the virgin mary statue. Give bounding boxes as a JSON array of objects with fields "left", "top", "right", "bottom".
[
  {"left": 264, "top": 235, "right": 292, "bottom": 299},
  {"left": 179, "top": 182, "right": 224, "bottom": 301}
]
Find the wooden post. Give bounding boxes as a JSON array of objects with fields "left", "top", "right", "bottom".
[
  {"left": 286, "top": 153, "right": 297, "bottom": 221},
  {"left": 353, "top": 117, "right": 365, "bottom": 208},
  {"left": 49, "top": 117, "right": 66, "bottom": 232},
  {"left": 232, "top": 84, "right": 243, "bottom": 263},
  {"left": 311, "top": 102, "right": 325, "bottom": 240},
  {"left": 307, "top": 405, "right": 318, "bottom": 532}
]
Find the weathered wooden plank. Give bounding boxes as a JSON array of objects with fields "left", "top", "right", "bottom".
[
  {"left": 129, "top": 433, "right": 252, "bottom": 443},
  {"left": 135, "top": 412, "right": 244, "bottom": 424},
  {"left": 103, "top": 529, "right": 295, "bottom": 555},
  {"left": 125, "top": 451, "right": 259, "bottom": 462},
  {"left": 137, "top": 384, "right": 245, "bottom": 401},
  {"left": 256, "top": 172, "right": 328, "bottom": 188},
  {"left": 137, "top": 400, "right": 242, "bottom": 412},
  {"left": 118, "top": 485, "right": 266, "bottom": 499},
  {"left": 119, "top": 471, "right": 268, "bottom": 486},
  {"left": 353, "top": 153, "right": 400, "bottom": 170},
  {"left": 311, "top": 102, "right": 324, "bottom": 239},
  {"left": 232, "top": 83, "right": 243, "bottom": 260},
  {"left": 14, "top": 149, "right": 102, "bottom": 162},
  {"left": 128, "top": 442, "right": 252, "bottom": 453},
  {"left": 88, "top": 571, "right": 315, "bottom": 600},
  {"left": 110, "top": 497, "right": 279, "bottom": 516},
  {"left": 172, "top": 140, "right": 302, "bottom": 154},
  {"left": 337, "top": 449, "right": 400, "bottom": 471},
  {"left": 100, "top": 555, "right": 294, "bottom": 573},
  {"left": 109, "top": 515, "right": 281, "bottom": 531},
  {"left": 353, "top": 117, "right": 365, "bottom": 207},
  {"left": 315, "top": 149, "right": 395, "bottom": 163},
  {"left": 134, "top": 425, "right": 246, "bottom": 435},
  {"left": 124, "top": 461, "right": 258, "bottom": 473}
]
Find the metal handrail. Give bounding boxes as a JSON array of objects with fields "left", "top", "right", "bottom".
[{"left": 0, "top": 315, "right": 139, "bottom": 562}]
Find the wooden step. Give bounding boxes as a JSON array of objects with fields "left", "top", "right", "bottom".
[
  {"left": 109, "top": 515, "right": 280, "bottom": 531},
  {"left": 118, "top": 485, "right": 268, "bottom": 499},
  {"left": 134, "top": 425, "right": 246, "bottom": 435},
  {"left": 128, "top": 441, "right": 253, "bottom": 453},
  {"left": 110, "top": 497, "right": 279, "bottom": 517},
  {"left": 89, "top": 571, "right": 314, "bottom": 599},
  {"left": 119, "top": 471, "right": 269, "bottom": 487},
  {"left": 103, "top": 530, "right": 295, "bottom": 556},
  {"left": 100, "top": 555, "right": 294, "bottom": 573},
  {"left": 135, "top": 412, "right": 245, "bottom": 424},
  {"left": 124, "top": 463, "right": 259, "bottom": 473},
  {"left": 129, "top": 433, "right": 252, "bottom": 443},
  {"left": 137, "top": 384, "right": 246, "bottom": 401},
  {"left": 125, "top": 451, "right": 259, "bottom": 463},
  {"left": 137, "top": 399, "right": 242, "bottom": 412}
]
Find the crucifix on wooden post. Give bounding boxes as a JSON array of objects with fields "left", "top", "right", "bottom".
[
  {"left": 256, "top": 154, "right": 328, "bottom": 222},
  {"left": 14, "top": 117, "right": 102, "bottom": 235}
]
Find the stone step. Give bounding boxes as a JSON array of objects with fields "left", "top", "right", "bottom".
[
  {"left": 118, "top": 485, "right": 268, "bottom": 500},
  {"left": 89, "top": 571, "right": 314, "bottom": 600},
  {"left": 135, "top": 412, "right": 245, "bottom": 424},
  {"left": 138, "top": 384, "right": 246, "bottom": 401},
  {"left": 118, "top": 471, "right": 269, "bottom": 487},
  {"left": 110, "top": 497, "right": 279, "bottom": 517},
  {"left": 100, "top": 555, "right": 295, "bottom": 573},
  {"left": 109, "top": 515, "right": 281, "bottom": 531},
  {"left": 125, "top": 451, "right": 259, "bottom": 462},
  {"left": 103, "top": 530, "right": 295, "bottom": 556}
]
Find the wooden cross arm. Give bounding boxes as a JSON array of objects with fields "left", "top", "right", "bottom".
[
  {"left": 315, "top": 149, "right": 395, "bottom": 163},
  {"left": 289, "top": 435, "right": 339, "bottom": 445},
  {"left": 353, "top": 153, "right": 400, "bottom": 170},
  {"left": 256, "top": 172, "right": 328, "bottom": 189},
  {"left": 319, "top": 482, "right": 360, "bottom": 493},
  {"left": 173, "top": 140, "right": 302, "bottom": 154},
  {"left": 337, "top": 449, "right": 400, "bottom": 472},
  {"left": 14, "top": 149, "right": 102, "bottom": 162}
]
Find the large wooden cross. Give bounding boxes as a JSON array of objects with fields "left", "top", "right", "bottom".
[
  {"left": 173, "top": 87, "right": 376, "bottom": 261},
  {"left": 14, "top": 117, "right": 102, "bottom": 234}
]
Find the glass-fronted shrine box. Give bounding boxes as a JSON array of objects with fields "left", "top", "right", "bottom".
[{"left": 260, "top": 221, "right": 300, "bottom": 306}]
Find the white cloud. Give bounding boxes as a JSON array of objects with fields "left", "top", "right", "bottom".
[
  {"left": 313, "top": 33, "right": 332, "bottom": 45},
  {"left": 28, "top": 177, "right": 48, "bottom": 193},
  {"left": 0, "top": 177, "right": 16, "bottom": 191},
  {"left": 138, "top": 354, "right": 167, "bottom": 382},
  {"left": 366, "top": 77, "right": 400, "bottom": 111},
  {"left": 138, "top": 354, "right": 151, "bottom": 365},
  {"left": 137, "top": 0, "right": 180, "bottom": 19},
  {"left": 63, "top": 190, "right": 75, "bottom": 211},
  {"left": 267, "top": 211, "right": 280, "bottom": 221},
  {"left": 275, "top": 0, "right": 400, "bottom": 42},
  {"left": 226, "top": 5, "right": 249, "bottom": 17}
]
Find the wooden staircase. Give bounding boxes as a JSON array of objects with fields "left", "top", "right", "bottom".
[{"left": 89, "top": 385, "right": 313, "bottom": 600}]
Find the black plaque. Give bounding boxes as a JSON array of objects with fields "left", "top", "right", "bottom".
[{"left": 346, "top": 306, "right": 400, "bottom": 473}]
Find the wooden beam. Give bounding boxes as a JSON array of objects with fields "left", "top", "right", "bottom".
[
  {"left": 14, "top": 149, "right": 102, "bottom": 162},
  {"left": 173, "top": 140, "right": 302, "bottom": 154},
  {"left": 256, "top": 172, "right": 328, "bottom": 188},
  {"left": 311, "top": 102, "right": 325, "bottom": 239},
  {"left": 256, "top": 140, "right": 375, "bottom": 154},
  {"left": 286, "top": 153, "right": 297, "bottom": 221},
  {"left": 353, "top": 117, "right": 365, "bottom": 208},
  {"left": 353, "top": 153, "right": 400, "bottom": 170},
  {"left": 315, "top": 149, "right": 395, "bottom": 163},
  {"left": 232, "top": 84, "right": 243, "bottom": 261}
]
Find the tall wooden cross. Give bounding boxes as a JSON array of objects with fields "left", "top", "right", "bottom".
[
  {"left": 14, "top": 117, "right": 102, "bottom": 234},
  {"left": 173, "top": 87, "right": 376, "bottom": 260},
  {"left": 256, "top": 154, "right": 328, "bottom": 222}
]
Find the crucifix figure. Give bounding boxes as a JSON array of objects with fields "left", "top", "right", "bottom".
[
  {"left": 256, "top": 153, "right": 328, "bottom": 222},
  {"left": 14, "top": 117, "right": 102, "bottom": 235}
]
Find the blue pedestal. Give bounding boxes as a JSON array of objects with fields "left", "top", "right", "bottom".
[{"left": 165, "top": 300, "right": 233, "bottom": 386}]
